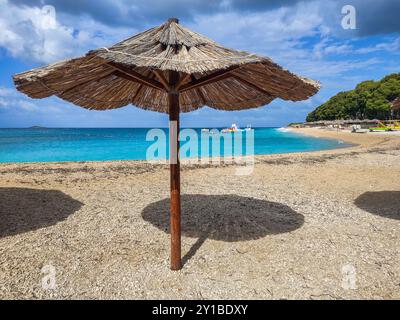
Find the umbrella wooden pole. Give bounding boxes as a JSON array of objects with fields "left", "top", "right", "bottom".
[{"left": 168, "top": 70, "right": 182, "bottom": 270}]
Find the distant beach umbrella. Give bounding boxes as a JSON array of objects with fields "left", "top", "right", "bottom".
[
  {"left": 13, "top": 18, "right": 320, "bottom": 270},
  {"left": 392, "top": 97, "right": 400, "bottom": 110}
]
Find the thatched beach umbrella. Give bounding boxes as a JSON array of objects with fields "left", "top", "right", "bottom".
[{"left": 13, "top": 18, "right": 320, "bottom": 270}]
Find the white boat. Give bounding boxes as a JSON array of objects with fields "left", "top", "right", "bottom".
[
  {"left": 221, "top": 123, "right": 245, "bottom": 133},
  {"left": 201, "top": 128, "right": 218, "bottom": 134}
]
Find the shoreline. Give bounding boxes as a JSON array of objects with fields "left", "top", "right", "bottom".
[
  {"left": 0, "top": 128, "right": 399, "bottom": 184},
  {"left": 1, "top": 127, "right": 398, "bottom": 168},
  {"left": 289, "top": 127, "right": 400, "bottom": 148}
]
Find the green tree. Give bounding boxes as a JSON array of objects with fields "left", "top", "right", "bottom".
[{"left": 306, "top": 73, "right": 400, "bottom": 121}]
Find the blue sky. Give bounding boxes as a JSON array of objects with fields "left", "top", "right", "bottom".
[{"left": 0, "top": 0, "right": 399, "bottom": 128}]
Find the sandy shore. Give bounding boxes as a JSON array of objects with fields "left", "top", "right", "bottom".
[
  {"left": 292, "top": 127, "right": 400, "bottom": 148},
  {"left": 1, "top": 128, "right": 399, "bottom": 299}
]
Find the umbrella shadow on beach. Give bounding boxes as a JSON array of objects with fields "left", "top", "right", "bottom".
[
  {"left": 354, "top": 191, "right": 400, "bottom": 220},
  {"left": 0, "top": 187, "right": 83, "bottom": 238},
  {"left": 142, "top": 194, "right": 304, "bottom": 265}
]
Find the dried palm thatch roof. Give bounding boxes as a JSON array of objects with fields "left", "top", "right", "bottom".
[{"left": 13, "top": 18, "right": 320, "bottom": 113}]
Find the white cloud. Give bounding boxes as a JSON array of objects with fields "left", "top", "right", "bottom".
[
  {"left": 313, "top": 38, "right": 354, "bottom": 59},
  {"left": 18, "top": 100, "right": 39, "bottom": 111},
  {"left": 356, "top": 37, "right": 400, "bottom": 54},
  {"left": 0, "top": 85, "right": 36, "bottom": 110},
  {"left": 184, "top": 2, "right": 387, "bottom": 85},
  {"left": 188, "top": 1, "right": 325, "bottom": 54},
  {"left": 0, "top": 85, "right": 64, "bottom": 114},
  {"left": 0, "top": 0, "right": 133, "bottom": 63},
  {"left": 0, "top": 1, "right": 74, "bottom": 62}
]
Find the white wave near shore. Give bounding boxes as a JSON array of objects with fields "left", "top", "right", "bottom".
[{"left": 277, "top": 127, "right": 293, "bottom": 132}]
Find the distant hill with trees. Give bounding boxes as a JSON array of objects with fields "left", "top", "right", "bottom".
[{"left": 306, "top": 73, "right": 400, "bottom": 122}]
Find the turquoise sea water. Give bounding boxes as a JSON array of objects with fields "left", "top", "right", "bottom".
[{"left": 0, "top": 128, "right": 350, "bottom": 163}]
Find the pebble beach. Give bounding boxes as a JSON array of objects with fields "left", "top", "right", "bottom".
[{"left": 0, "top": 128, "right": 399, "bottom": 299}]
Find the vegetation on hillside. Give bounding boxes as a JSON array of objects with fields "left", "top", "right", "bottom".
[{"left": 306, "top": 73, "right": 400, "bottom": 122}]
